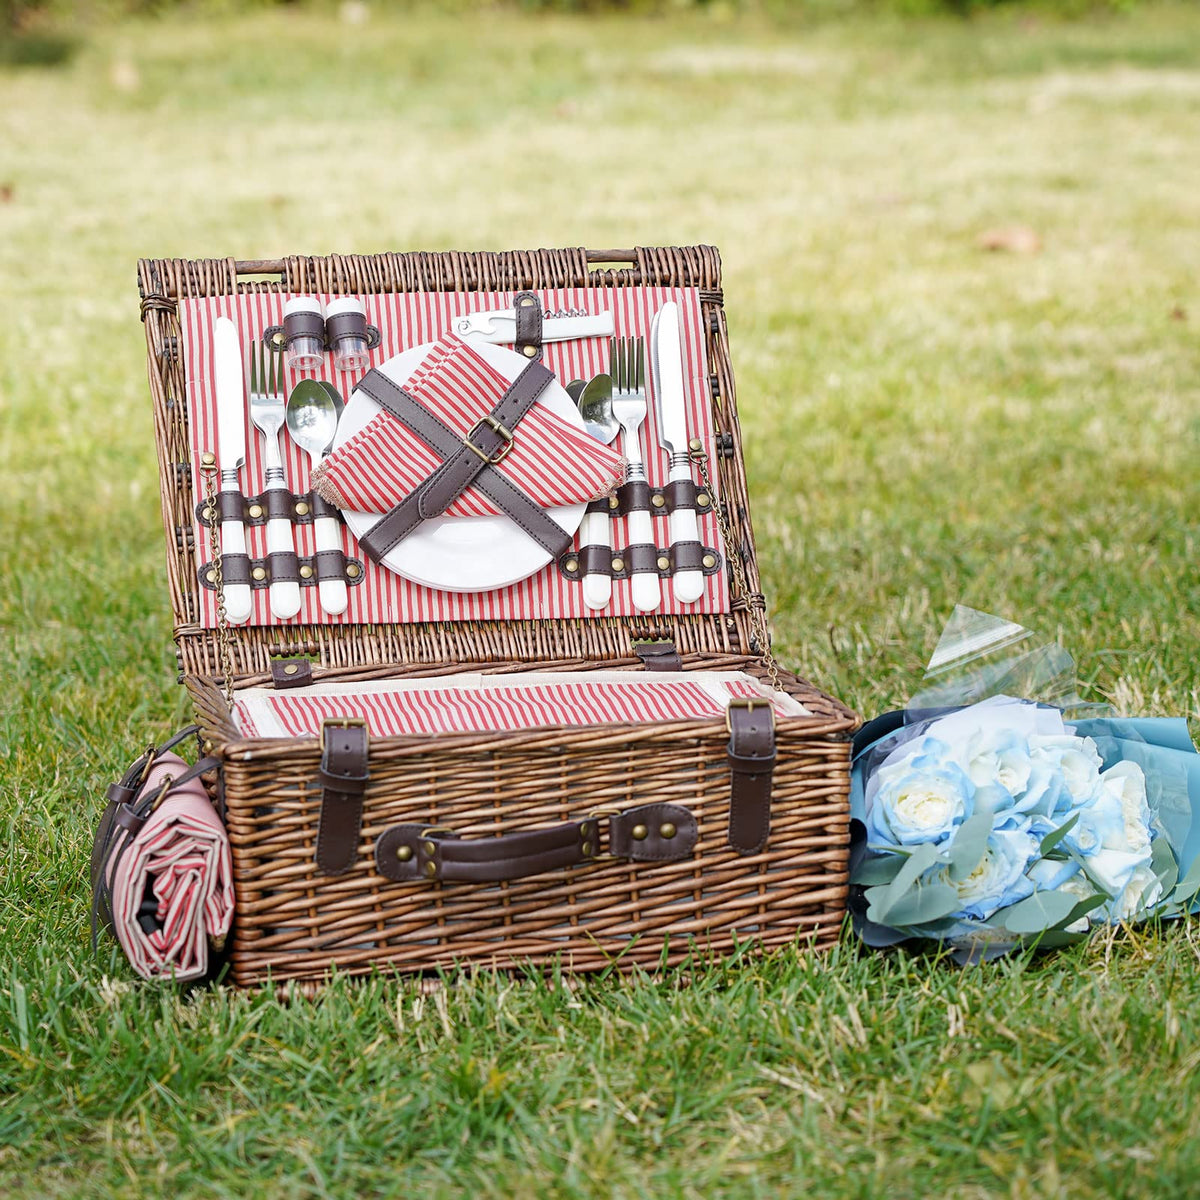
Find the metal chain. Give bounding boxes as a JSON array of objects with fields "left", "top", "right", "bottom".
[
  {"left": 201, "top": 461, "right": 236, "bottom": 711},
  {"left": 690, "top": 442, "right": 784, "bottom": 694}
]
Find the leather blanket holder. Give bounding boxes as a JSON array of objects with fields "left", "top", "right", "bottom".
[{"left": 136, "top": 244, "right": 861, "bottom": 992}]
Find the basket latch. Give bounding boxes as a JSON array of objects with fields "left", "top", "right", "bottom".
[
  {"left": 315, "top": 717, "right": 370, "bottom": 875},
  {"left": 726, "top": 697, "right": 776, "bottom": 855}
]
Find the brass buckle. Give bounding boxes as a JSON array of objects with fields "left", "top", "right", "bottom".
[
  {"left": 464, "top": 414, "right": 515, "bottom": 465},
  {"left": 585, "top": 809, "right": 621, "bottom": 863},
  {"left": 725, "top": 695, "right": 775, "bottom": 735},
  {"left": 320, "top": 716, "right": 366, "bottom": 751}
]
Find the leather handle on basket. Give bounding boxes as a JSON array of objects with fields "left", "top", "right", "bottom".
[{"left": 374, "top": 803, "right": 697, "bottom": 884}]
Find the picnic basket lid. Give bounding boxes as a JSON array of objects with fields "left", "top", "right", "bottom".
[{"left": 137, "top": 245, "right": 773, "bottom": 684}]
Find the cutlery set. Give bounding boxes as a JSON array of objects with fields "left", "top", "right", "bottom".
[
  {"left": 205, "top": 296, "right": 714, "bottom": 621},
  {"left": 212, "top": 314, "right": 349, "bottom": 625}
]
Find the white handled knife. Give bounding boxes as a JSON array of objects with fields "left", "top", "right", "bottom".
[
  {"left": 213, "top": 317, "right": 253, "bottom": 625},
  {"left": 453, "top": 308, "right": 615, "bottom": 345},
  {"left": 650, "top": 303, "right": 705, "bottom": 604}
]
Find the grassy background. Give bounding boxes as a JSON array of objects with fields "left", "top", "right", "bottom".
[{"left": 3, "top": 3, "right": 1200, "bottom": 1195}]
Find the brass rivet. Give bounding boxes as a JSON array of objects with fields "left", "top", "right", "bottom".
[
  {"left": 299, "top": 564, "right": 314, "bottom": 579},
  {"left": 565, "top": 557, "right": 578, "bottom": 573},
  {"left": 581, "top": 840, "right": 593, "bottom": 857},
  {"left": 346, "top": 563, "right": 362, "bottom": 578},
  {"left": 203, "top": 504, "right": 216, "bottom": 523},
  {"left": 697, "top": 493, "right": 710, "bottom": 507},
  {"left": 660, "top": 822, "right": 677, "bottom": 839},
  {"left": 580, "top": 823, "right": 593, "bottom": 839},
  {"left": 205, "top": 569, "right": 216, "bottom": 583},
  {"left": 611, "top": 557, "right": 624, "bottom": 573},
  {"left": 423, "top": 840, "right": 436, "bottom": 856},
  {"left": 702, "top": 554, "right": 717, "bottom": 569},
  {"left": 397, "top": 845, "right": 413, "bottom": 862},
  {"left": 522, "top": 344, "right": 537, "bottom": 358},
  {"left": 248, "top": 504, "right": 264, "bottom": 520},
  {"left": 608, "top": 495, "right": 620, "bottom": 510},
  {"left": 688, "top": 437, "right": 703, "bottom": 452},
  {"left": 652, "top": 494, "right": 666, "bottom": 508},
  {"left": 252, "top": 566, "right": 267, "bottom": 581},
  {"left": 631, "top": 823, "right": 648, "bottom": 841},
  {"left": 424, "top": 861, "right": 437, "bottom": 878},
  {"left": 295, "top": 501, "right": 310, "bottom": 516},
  {"left": 200, "top": 451, "right": 216, "bottom": 467},
  {"left": 519, "top": 296, "right": 536, "bottom": 307},
  {"left": 283, "top": 663, "right": 299, "bottom": 675},
  {"left": 657, "top": 556, "right": 670, "bottom": 571}
]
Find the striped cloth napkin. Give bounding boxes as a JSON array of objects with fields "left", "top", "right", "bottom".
[{"left": 312, "top": 334, "right": 625, "bottom": 517}]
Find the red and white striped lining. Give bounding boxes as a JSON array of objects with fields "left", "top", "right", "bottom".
[
  {"left": 177, "top": 285, "right": 728, "bottom": 628},
  {"left": 314, "top": 333, "right": 624, "bottom": 517},
  {"left": 233, "top": 673, "right": 807, "bottom": 740}
]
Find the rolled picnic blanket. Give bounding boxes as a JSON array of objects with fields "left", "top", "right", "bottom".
[
  {"left": 312, "top": 333, "right": 625, "bottom": 517},
  {"left": 91, "top": 747, "right": 234, "bottom": 983}
]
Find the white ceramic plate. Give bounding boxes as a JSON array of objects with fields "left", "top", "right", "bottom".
[{"left": 332, "top": 341, "right": 586, "bottom": 593}]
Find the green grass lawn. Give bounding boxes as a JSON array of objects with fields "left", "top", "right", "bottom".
[{"left": 3, "top": 3, "right": 1200, "bottom": 1195}]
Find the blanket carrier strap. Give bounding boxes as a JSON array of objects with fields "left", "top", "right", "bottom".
[
  {"left": 375, "top": 803, "right": 697, "bottom": 884},
  {"left": 315, "top": 718, "right": 371, "bottom": 875}
]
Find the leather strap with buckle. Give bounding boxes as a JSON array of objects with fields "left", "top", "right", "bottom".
[
  {"left": 353, "top": 362, "right": 572, "bottom": 563},
  {"left": 315, "top": 718, "right": 370, "bottom": 875},
  {"left": 726, "top": 697, "right": 776, "bottom": 854}
]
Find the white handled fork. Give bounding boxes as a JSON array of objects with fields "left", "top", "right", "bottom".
[
  {"left": 249, "top": 342, "right": 302, "bottom": 620},
  {"left": 610, "top": 338, "right": 661, "bottom": 613}
]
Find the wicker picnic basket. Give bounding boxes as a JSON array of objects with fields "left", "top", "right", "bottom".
[{"left": 136, "top": 244, "right": 859, "bottom": 991}]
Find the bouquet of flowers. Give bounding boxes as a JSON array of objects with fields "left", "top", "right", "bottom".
[{"left": 850, "top": 608, "right": 1200, "bottom": 961}]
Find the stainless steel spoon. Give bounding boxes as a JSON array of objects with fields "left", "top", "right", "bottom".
[
  {"left": 286, "top": 380, "right": 348, "bottom": 615},
  {"left": 573, "top": 373, "right": 620, "bottom": 610}
]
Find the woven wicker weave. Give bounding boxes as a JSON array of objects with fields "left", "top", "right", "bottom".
[{"left": 138, "top": 245, "right": 859, "bottom": 989}]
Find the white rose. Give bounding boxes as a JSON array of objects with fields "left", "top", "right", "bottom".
[
  {"left": 1029, "top": 734, "right": 1103, "bottom": 802},
  {"left": 1109, "top": 863, "right": 1164, "bottom": 922}
]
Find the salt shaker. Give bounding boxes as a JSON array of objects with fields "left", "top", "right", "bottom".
[
  {"left": 326, "top": 297, "right": 371, "bottom": 373},
  {"left": 283, "top": 296, "right": 326, "bottom": 371}
]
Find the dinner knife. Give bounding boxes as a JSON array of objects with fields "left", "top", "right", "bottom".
[
  {"left": 453, "top": 308, "right": 615, "bottom": 345},
  {"left": 650, "top": 303, "right": 705, "bottom": 604},
  {"left": 213, "top": 317, "right": 253, "bottom": 625}
]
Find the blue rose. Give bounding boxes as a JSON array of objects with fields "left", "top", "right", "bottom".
[
  {"left": 944, "top": 829, "right": 1038, "bottom": 920},
  {"left": 868, "top": 741, "right": 975, "bottom": 848}
]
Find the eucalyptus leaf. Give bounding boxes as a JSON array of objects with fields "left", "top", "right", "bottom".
[
  {"left": 863, "top": 841, "right": 945, "bottom": 923},
  {"left": 1054, "top": 893, "right": 1108, "bottom": 930},
  {"left": 852, "top": 854, "right": 905, "bottom": 887},
  {"left": 869, "top": 882, "right": 962, "bottom": 928},
  {"left": 999, "top": 890, "right": 1081, "bottom": 934},
  {"left": 1038, "top": 812, "right": 1079, "bottom": 858},
  {"left": 1169, "top": 853, "right": 1200, "bottom": 908},
  {"left": 1151, "top": 836, "right": 1178, "bottom": 901},
  {"left": 946, "top": 810, "right": 992, "bottom": 883}
]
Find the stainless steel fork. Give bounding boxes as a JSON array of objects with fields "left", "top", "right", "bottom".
[
  {"left": 249, "top": 341, "right": 301, "bottom": 619},
  {"left": 610, "top": 337, "right": 661, "bottom": 613}
]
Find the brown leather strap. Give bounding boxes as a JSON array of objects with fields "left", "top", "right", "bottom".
[
  {"left": 669, "top": 541, "right": 709, "bottom": 573},
  {"left": 353, "top": 368, "right": 571, "bottom": 562},
  {"left": 284, "top": 310, "right": 326, "bottom": 346},
  {"left": 315, "top": 720, "right": 370, "bottom": 874},
  {"left": 267, "top": 550, "right": 300, "bottom": 583},
  {"left": 216, "top": 490, "right": 245, "bottom": 522},
  {"left": 325, "top": 310, "right": 367, "bottom": 346},
  {"left": 625, "top": 543, "right": 659, "bottom": 575},
  {"left": 264, "top": 489, "right": 294, "bottom": 521},
  {"left": 415, "top": 362, "right": 553, "bottom": 518},
  {"left": 313, "top": 548, "right": 346, "bottom": 582},
  {"left": 726, "top": 699, "right": 776, "bottom": 854},
  {"left": 220, "top": 553, "right": 252, "bottom": 586},
  {"left": 513, "top": 291, "right": 543, "bottom": 361},
  {"left": 374, "top": 803, "right": 696, "bottom": 884},
  {"left": 663, "top": 479, "right": 698, "bottom": 512}
]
